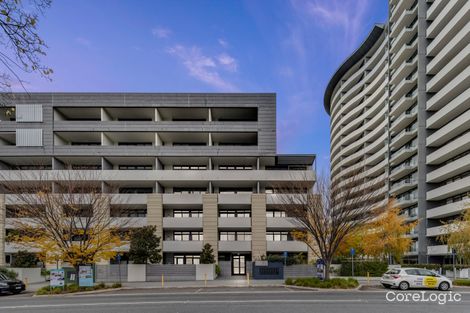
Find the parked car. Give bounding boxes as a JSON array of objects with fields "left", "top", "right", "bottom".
[
  {"left": 0, "top": 273, "right": 26, "bottom": 294},
  {"left": 381, "top": 268, "right": 452, "bottom": 291}
]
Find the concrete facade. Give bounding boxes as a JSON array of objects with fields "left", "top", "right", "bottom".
[
  {"left": 0, "top": 93, "right": 315, "bottom": 270},
  {"left": 325, "top": 0, "right": 470, "bottom": 263}
]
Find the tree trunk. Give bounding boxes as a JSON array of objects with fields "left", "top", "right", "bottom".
[{"left": 324, "top": 260, "right": 331, "bottom": 280}]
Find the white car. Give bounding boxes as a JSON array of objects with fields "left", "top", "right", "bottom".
[{"left": 381, "top": 268, "right": 452, "bottom": 291}]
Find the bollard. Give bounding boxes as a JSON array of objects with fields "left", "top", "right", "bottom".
[
  {"left": 161, "top": 274, "right": 164, "bottom": 288},
  {"left": 246, "top": 272, "right": 250, "bottom": 287},
  {"left": 367, "top": 272, "right": 370, "bottom": 285},
  {"left": 204, "top": 273, "right": 207, "bottom": 287},
  {"left": 24, "top": 277, "right": 29, "bottom": 289}
]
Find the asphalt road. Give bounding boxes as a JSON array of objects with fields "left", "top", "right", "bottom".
[{"left": 1, "top": 286, "right": 469, "bottom": 313}]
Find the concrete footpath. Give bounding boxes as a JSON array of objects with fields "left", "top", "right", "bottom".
[{"left": 25, "top": 276, "right": 382, "bottom": 293}]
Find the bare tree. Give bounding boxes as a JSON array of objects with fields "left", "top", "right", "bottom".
[
  {"left": 1, "top": 169, "right": 131, "bottom": 271},
  {"left": 276, "top": 173, "right": 386, "bottom": 279},
  {"left": 0, "top": 0, "right": 53, "bottom": 107}
]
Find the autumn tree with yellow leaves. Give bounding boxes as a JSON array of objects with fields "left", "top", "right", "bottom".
[
  {"left": 361, "top": 200, "right": 417, "bottom": 263},
  {"left": 438, "top": 206, "right": 470, "bottom": 265},
  {"left": 1, "top": 170, "right": 129, "bottom": 270}
]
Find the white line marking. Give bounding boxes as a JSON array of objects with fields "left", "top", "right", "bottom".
[{"left": 0, "top": 299, "right": 364, "bottom": 310}]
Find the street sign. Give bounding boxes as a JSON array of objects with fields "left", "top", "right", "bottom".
[
  {"left": 350, "top": 248, "right": 355, "bottom": 256},
  {"left": 116, "top": 253, "right": 121, "bottom": 263},
  {"left": 78, "top": 265, "right": 94, "bottom": 287},
  {"left": 50, "top": 269, "right": 65, "bottom": 288},
  {"left": 283, "top": 251, "right": 288, "bottom": 258}
]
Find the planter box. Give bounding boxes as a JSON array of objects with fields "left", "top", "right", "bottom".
[
  {"left": 196, "top": 264, "right": 216, "bottom": 281},
  {"left": 10, "top": 268, "right": 43, "bottom": 283},
  {"left": 127, "top": 264, "right": 146, "bottom": 282}
]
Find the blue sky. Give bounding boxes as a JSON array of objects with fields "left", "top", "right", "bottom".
[{"left": 18, "top": 0, "right": 388, "bottom": 173}]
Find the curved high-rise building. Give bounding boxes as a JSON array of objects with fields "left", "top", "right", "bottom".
[{"left": 325, "top": 0, "right": 470, "bottom": 263}]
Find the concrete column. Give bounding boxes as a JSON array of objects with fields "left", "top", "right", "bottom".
[
  {"left": 202, "top": 194, "right": 218, "bottom": 261},
  {"left": 0, "top": 194, "right": 5, "bottom": 267},
  {"left": 251, "top": 194, "right": 267, "bottom": 261},
  {"left": 147, "top": 194, "right": 163, "bottom": 256}
]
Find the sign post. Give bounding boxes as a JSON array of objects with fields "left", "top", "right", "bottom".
[
  {"left": 283, "top": 251, "right": 288, "bottom": 266},
  {"left": 350, "top": 248, "right": 355, "bottom": 277},
  {"left": 452, "top": 248, "right": 457, "bottom": 279},
  {"left": 117, "top": 253, "right": 122, "bottom": 284}
]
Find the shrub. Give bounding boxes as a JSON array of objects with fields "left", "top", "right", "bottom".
[
  {"left": 11, "top": 250, "right": 38, "bottom": 268},
  {"left": 215, "top": 264, "right": 221, "bottom": 276},
  {"left": 111, "top": 282, "right": 122, "bottom": 288},
  {"left": 340, "top": 261, "right": 388, "bottom": 277},
  {"left": 0, "top": 267, "right": 18, "bottom": 279},
  {"left": 285, "top": 277, "right": 359, "bottom": 289},
  {"left": 403, "top": 263, "right": 441, "bottom": 270},
  {"left": 200, "top": 243, "right": 216, "bottom": 264},
  {"left": 41, "top": 268, "right": 50, "bottom": 277},
  {"left": 66, "top": 284, "right": 80, "bottom": 293},
  {"left": 454, "top": 279, "right": 470, "bottom": 286}
]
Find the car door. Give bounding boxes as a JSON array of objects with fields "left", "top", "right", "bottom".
[
  {"left": 404, "top": 269, "right": 421, "bottom": 288},
  {"left": 417, "top": 269, "right": 439, "bottom": 289}
]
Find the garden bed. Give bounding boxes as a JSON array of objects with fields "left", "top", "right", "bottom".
[
  {"left": 285, "top": 277, "right": 359, "bottom": 289},
  {"left": 36, "top": 282, "right": 121, "bottom": 295}
]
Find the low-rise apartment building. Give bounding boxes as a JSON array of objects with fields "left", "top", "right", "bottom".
[{"left": 0, "top": 92, "right": 315, "bottom": 275}]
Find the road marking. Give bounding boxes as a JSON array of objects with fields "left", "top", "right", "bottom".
[
  {"left": 65, "top": 289, "right": 318, "bottom": 298},
  {"left": 0, "top": 299, "right": 364, "bottom": 310}
]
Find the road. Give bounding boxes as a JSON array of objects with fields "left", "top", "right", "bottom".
[{"left": 0, "top": 286, "right": 468, "bottom": 313}]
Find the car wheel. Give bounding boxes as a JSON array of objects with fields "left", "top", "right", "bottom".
[
  {"left": 398, "top": 281, "right": 409, "bottom": 290},
  {"left": 439, "top": 282, "right": 450, "bottom": 291}
]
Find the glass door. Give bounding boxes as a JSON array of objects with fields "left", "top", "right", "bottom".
[{"left": 232, "top": 255, "right": 246, "bottom": 275}]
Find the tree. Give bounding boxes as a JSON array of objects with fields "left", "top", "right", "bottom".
[
  {"left": 438, "top": 206, "right": 470, "bottom": 265},
  {"left": 362, "top": 200, "right": 418, "bottom": 263},
  {"left": 276, "top": 173, "right": 385, "bottom": 279},
  {"left": 200, "top": 243, "right": 215, "bottom": 264},
  {"left": 1, "top": 170, "right": 129, "bottom": 271},
  {"left": 0, "top": 0, "right": 53, "bottom": 105},
  {"left": 128, "top": 226, "right": 162, "bottom": 264},
  {"left": 11, "top": 250, "right": 38, "bottom": 267}
]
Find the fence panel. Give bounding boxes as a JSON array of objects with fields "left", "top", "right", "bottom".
[
  {"left": 95, "top": 264, "right": 128, "bottom": 283},
  {"left": 146, "top": 264, "right": 196, "bottom": 281},
  {"left": 284, "top": 265, "right": 316, "bottom": 278}
]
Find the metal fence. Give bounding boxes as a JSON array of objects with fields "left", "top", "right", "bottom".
[
  {"left": 146, "top": 264, "right": 196, "bottom": 282},
  {"left": 95, "top": 264, "right": 127, "bottom": 283}
]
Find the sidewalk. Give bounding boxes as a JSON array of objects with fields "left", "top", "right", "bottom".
[{"left": 120, "top": 279, "right": 285, "bottom": 289}]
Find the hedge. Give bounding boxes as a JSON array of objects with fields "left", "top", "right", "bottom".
[
  {"left": 340, "top": 261, "right": 388, "bottom": 277},
  {"left": 0, "top": 267, "right": 18, "bottom": 279},
  {"left": 285, "top": 277, "right": 359, "bottom": 289},
  {"left": 453, "top": 279, "right": 470, "bottom": 286}
]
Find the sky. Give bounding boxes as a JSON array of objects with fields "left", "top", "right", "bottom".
[{"left": 15, "top": 0, "right": 388, "bottom": 173}]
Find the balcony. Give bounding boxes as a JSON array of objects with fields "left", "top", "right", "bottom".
[
  {"left": 390, "top": 71, "right": 417, "bottom": 102},
  {"left": 390, "top": 179, "right": 417, "bottom": 196},
  {"left": 427, "top": 199, "right": 468, "bottom": 219},
  {"left": 426, "top": 225, "right": 447, "bottom": 237},
  {"left": 427, "top": 176, "right": 470, "bottom": 201},
  {"left": 390, "top": 55, "right": 417, "bottom": 86},
  {"left": 396, "top": 194, "right": 418, "bottom": 208},
  {"left": 162, "top": 240, "right": 203, "bottom": 253},
  {"left": 390, "top": 19, "right": 417, "bottom": 54},
  {"left": 218, "top": 217, "right": 251, "bottom": 229},
  {"left": 218, "top": 241, "right": 251, "bottom": 252},
  {"left": 266, "top": 217, "right": 298, "bottom": 229},
  {"left": 390, "top": 2, "right": 417, "bottom": 37},
  {"left": 390, "top": 127, "right": 417, "bottom": 150},
  {"left": 267, "top": 241, "right": 308, "bottom": 252},
  {"left": 390, "top": 145, "right": 417, "bottom": 166},
  {"left": 390, "top": 162, "right": 417, "bottom": 181},
  {"left": 427, "top": 245, "right": 450, "bottom": 256},
  {"left": 390, "top": 0, "right": 415, "bottom": 23},
  {"left": 163, "top": 217, "right": 203, "bottom": 229}
]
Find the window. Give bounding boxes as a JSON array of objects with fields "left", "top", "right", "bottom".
[
  {"left": 218, "top": 165, "right": 252, "bottom": 170},
  {"left": 219, "top": 210, "right": 251, "bottom": 217},
  {"left": 173, "top": 165, "right": 207, "bottom": 170},
  {"left": 266, "top": 210, "right": 286, "bottom": 217},
  {"left": 173, "top": 187, "right": 207, "bottom": 194},
  {"left": 173, "top": 231, "right": 203, "bottom": 241},
  {"left": 219, "top": 232, "right": 251, "bottom": 241},
  {"left": 119, "top": 165, "right": 153, "bottom": 170},
  {"left": 173, "top": 210, "right": 203, "bottom": 217},
  {"left": 174, "top": 255, "right": 200, "bottom": 264},
  {"left": 266, "top": 231, "right": 290, "bottom": 241}
]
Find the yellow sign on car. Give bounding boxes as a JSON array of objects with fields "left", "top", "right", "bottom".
[{"left": 423, "top": 276, "right": 438, "bottom": 288}]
